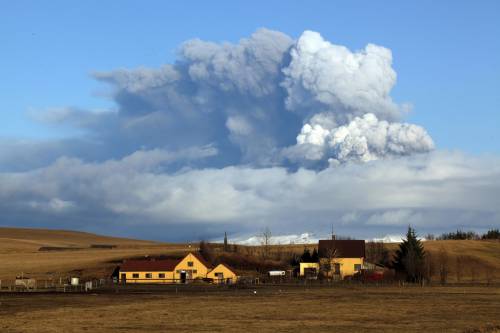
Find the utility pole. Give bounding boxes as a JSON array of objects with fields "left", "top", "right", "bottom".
[{"left": 331, "top": 224, "right": 336, "bottom": 240}]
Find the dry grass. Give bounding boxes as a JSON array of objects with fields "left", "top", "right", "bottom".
[
  {"left": 1, "top": 227, "right": 499, "bottom": 282},
  {"left": 386, "top": 240, "right": 500, "bottom": 268},
  {"left": 0, "top": 227, "right": 191, "bottom": 280},
  {"left": 0, "top": 286, "right": 499, "bottom": 332},
  {"left": 386, "top": 240, "right": 500, "bottom": 283}
]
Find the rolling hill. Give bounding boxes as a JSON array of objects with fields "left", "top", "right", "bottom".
[
  {"left": 0, "top": 227, "right": 191, "bottom": 280},
  {"left": 1, "top": 227, "right": 499, "bottom": 282}
]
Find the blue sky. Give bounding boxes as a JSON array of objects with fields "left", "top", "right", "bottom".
[
  {"left": 1, "top": 1, "right": 499, "bottom": 241},
  {"left": 2, "top": 1, "right": 499, "bottom": 151}
]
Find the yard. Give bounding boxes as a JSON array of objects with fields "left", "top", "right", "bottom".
[{"left": 1, "top": 285, "right": 499, "bottom": 332}]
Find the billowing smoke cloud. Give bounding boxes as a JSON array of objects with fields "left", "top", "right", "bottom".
[
  {"left": 282, "top": 31, "right": 400, "bottom": 122},
  {"left": 89, "top": 28, "right": 296, "bottom": 166},
  {"left": 2, "top": 28, "right": 494, "bottom": 241},
  {"left": 11, "top": 28, "right": 431, "bottom": 170},
  {"left": 285, "top": 113, "right": 434, "bottom": 164}
]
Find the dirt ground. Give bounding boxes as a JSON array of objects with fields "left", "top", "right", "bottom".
[{"left": 1, "top": 285, "right": 499, "bottom": 333}]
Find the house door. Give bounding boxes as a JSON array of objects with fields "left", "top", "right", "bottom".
[
  {"left": 120, "top": 273, "right": 126, "bottom": 284},
  {"left": 180, "top": 271, "right": 187, "bottom": 284}
]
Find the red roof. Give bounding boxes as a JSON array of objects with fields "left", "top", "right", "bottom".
[
  {"left": 318, "top": 240, "right": 365, "bottom": 258},
  {"left": 214, "top": 263, "right": 237, "bottom": 276},
  {"left": 192, "top": 252, "right": 212, "bottom": 269},
  {"left": 120, "top": 259, "right": 180, "bottom": 272}
]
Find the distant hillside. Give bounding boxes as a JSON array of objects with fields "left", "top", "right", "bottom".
[
  {"left": 383, "top": 239, "right": 500, "bottom": 282},
  {"left": 0, "top": 227, "right": 159, "bottom": 253},
  {"left": 385, "top": 239, "right": 500, "bottom": 268},
  {"left": 1, "top": 227, "right": 499, "bottom": 282},
  {"left": 0, "top": 227, "right": 191, "bottom": 280}
]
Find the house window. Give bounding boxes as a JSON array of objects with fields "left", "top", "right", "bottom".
[
  {"left": 158, "top": 273, "right": 165, "bottom": 278},
  {"left": 145, "top": 273, "right": 152, "bottom": 279},
  {"left": 187, "top": 261, "right": 194, "bottom": 267},
  {"left": 334, "top": 263, "right": 341, "bottom": 274},
  {"left": 215, "top": 272, "right": 224, "bottom": 278},
  {"left": 193, "top": 270, "right": 197, "bottom": 274},
  {"left": 354, "top": 264, "right": 362, "bottom": 272},
  {"left": 132, "top": 273, "right": 139, "bottom": 279},
  {"left": 176, "top": 270, "right": 181, "bottom": 273}
]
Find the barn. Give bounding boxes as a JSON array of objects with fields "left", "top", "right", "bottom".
[
  {"left": 206, "top": 263, "right": 238, "bottom": 284},
  {"left": 119, "top": 252, "right": 237, "bottom": 284}
]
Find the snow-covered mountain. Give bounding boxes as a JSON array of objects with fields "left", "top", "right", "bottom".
[
  {"left": 217, "top": 232, "right": 319, "bottom": 245},
  {"left": 371, "top": 234, "right": 405, "bottom": 243},
  {"left": 213, "top": 232, "right": 422, "bottom": 245}
]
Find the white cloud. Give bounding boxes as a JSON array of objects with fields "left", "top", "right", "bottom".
[
  {"left": 365, "top": 209, "right": 422, "bottom": 226},
  {"left": 226, "top": 116, "right": 253, "bottom": 136},
  {"left": 286, "top": 113, "right": 434, "bottom": 164},
  {"left": 282, "top": 31, "right": 400, "bottom": 122},
  {"left": 1, "top": 150, "right": 499, "bottom": 237},
  {"left": 1, "top": 29, "right": 496, "bottom": 240}
]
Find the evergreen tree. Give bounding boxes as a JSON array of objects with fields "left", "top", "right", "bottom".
[
  {"left": 311, "top": 248, "right": 319, "bottom": 262},
  {"left": 290, "top": 254, "right": 300, "bottom": 267},
  {"left": 223, "top": 232, "right": 228, "bottom": 252},
  {"left": 482, "top": 229, "right": 500, "bottom": 239},
  {"left": 301, "top": 248, "right": 312, "bottom": 263},
  {"left": 392, "top": 226, "right": 426, "bottom": 282}
]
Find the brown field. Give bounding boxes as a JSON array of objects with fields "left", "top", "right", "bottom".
[
  {"left": 385, "top": 240, "right": 500, "bottom": 283},
  {"left": 385, "top": 240, "right": 500, "bottom": 269},
  {"left": 1, "top": 228, "right": 500, "bottom": 332},
  {"left": 1, "top": 227, "right": 500, "bottom": 282},
  {"left": 0, "top": 286, "right": 499, "bottom": 333},
  {"left": 0, "top": 227, "right": 192, "bottom": 280}
]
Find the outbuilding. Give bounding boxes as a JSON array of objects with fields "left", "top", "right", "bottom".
[
  {"left": 206, "top": 263, "right": 238, "bottom": 284},
  {"left": 119, "top": 252, "right": 237, "bottom": 284},
  {"left": 318, "top": 239, "right": 365, "bottom": 279}
]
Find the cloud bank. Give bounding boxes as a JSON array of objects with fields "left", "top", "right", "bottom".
[{"left": 0, "top": 29, "right": 497, "bottom": 240}]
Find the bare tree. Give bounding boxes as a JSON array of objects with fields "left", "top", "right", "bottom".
[
  {"left": 437, "top": 247, "right": 449, "bottom": 285},
  {"left": 484, "top": 264, "right": 495, "bottom": 285},
  {"left": 366, "top": 241, "right": 389, "bottom": 266},
  {"left": 320, "top": 247, "right": 339, "bottom": 280},
  {"left": 424, "top": 251, "right": 435, "bottom": 283},
  {"left": 260, "top": 227, "right": 272, "bottom": 259},
  {"left": 199, "top": 240, "right": 214, "bottom": 264},
  {"left": 470, "top": 259, "right": 477, "bottom": 283},
  {"left": 425, "top": 233, "right": 435, "bottom": 241},
  {"left": 455, "top": 255, "right": 464, "bottom": 283}
]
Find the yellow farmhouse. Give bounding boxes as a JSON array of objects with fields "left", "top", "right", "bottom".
[
  {"left": 206, "top": 263, "right": 238, "bottom": 284},
  {"left": 299, "top": 240, "right": 365, "bottom": 279},
  {"left": 119, "top": 252, "right": 237, "bottom": 284}
]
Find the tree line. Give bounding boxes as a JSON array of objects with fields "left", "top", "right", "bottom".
[{"left": 426, "top": 228, "right": 500, "bottom": 241}]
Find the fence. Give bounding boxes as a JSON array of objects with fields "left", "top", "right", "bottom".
[
  {"left": 117, "top": 277, "right": 235, "bottom": 285},
  {"left": 0, "top": 278, "right": 109, "bottom": 293},
  {"left": 1, "top": 275, "right": 498, "bottom": 293}
]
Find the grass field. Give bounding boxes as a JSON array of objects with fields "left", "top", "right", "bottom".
[
  {"left": 0, "top": 286, "right": 499, "bottom": 332},
  {"left": 0, "top": 227, "right": 191, "bottom": 280},
  {"left": 1, "top": 228, "right": 500, "bottom": 332},
  {"left": 1, "top": 227, "right": 500, "bottom": 282}
]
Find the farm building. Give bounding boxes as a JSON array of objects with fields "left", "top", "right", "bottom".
[
  {"left": 298, "top": 240, "right": 365, "bottom": 279},
  {"left": 206, "top": 263, "right": 238, "bottom": 284},
  {"left": 119, "top": 252, "right": 237, "bottom": 284},
  {"left": 299, "top": 262, "right": 320, "bottom": 278},
  {"left": 318, "top": 239, "right": 365, "bottom": 279}
]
